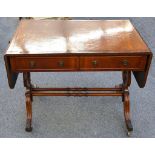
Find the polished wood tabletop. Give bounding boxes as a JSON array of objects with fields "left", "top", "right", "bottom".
[
  {"left": 5, "top": 20, "right": 152, "bottom": 89},
  {"left": 6, "top": 20, "right": 150, "bottom": 55}
]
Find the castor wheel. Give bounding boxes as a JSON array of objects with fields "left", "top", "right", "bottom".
[
  {"left": 127, "top": 131, "right": 132, "bottom": 137},
  {"left": 126, "top": 122, "right": 133, "bottom": 137},
  {"left": 25, "top": 119, "right": 32, "bottom": 132},
  {"left": 25, "top": 126, "right": 33, "bottom": 132}
]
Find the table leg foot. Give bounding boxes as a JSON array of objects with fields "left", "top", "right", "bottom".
[
  {"left": 127, "top": 131, "right": 132, "bottom": 137},
  {"left": 25, "top": 119, "right": 32, "bottom": 132},
  {"left": 126, "top": 120, "right": 133, "bottom": 137},
  {"left": 123, "top": 91, "right": 133, "bottom": 135},
  {"left": 25, "top": 94, "right": 32, "bottom": 132},
  {"left": 126, "top": 120, "right": 133, "bottom": 131}
]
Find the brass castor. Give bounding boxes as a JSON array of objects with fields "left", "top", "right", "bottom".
[
  {"left": 126, "top": 120, "right": 133, "bottom": 137},
  {"left": 25, "top": 126, "right": 33, "bottom": 132},
  {"left": 127, "top": 131, "right": 132, "bottom": 137}
]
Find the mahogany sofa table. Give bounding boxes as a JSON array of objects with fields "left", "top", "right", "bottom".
[{"left": 4, "top": 19, "right": 152, "bottom": 136}]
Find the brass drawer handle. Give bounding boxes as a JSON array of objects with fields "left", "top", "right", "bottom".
[
  {"left": 58, "top": 60, "right": 64, "bottom": 67},
  {"left": 92, "top": 60, "right": 97, "bottom": 67},
  {"left": 29, "top": 61, "right": 36, "bottom": 68},
  {"left": 122, "top": 60, "right": 128, "bottom": 66}
]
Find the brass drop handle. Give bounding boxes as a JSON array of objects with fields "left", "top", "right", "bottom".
[
  {"left": 92, "top": 60, "right": 97, "bottom": 66},
  {"left": 29, "top": 61, "right": 36, "bottom": 68},
  {"left": 58, "top": 60, "right": 64, "bottom": 67},
  {"left": 122, "top": 60, "right": 128, "bottom": 66}
]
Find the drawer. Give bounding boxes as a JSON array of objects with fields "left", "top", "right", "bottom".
[
  {"left": 80, "top": 56, "right": 147, "bottom": 71},
  {"left": 10, "top": 56, "right": 79, "bottom": 71}
]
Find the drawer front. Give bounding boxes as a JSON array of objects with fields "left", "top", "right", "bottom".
[
  {"left": 80, "top": 56, "right": 147, "bottom": 70},
  {"left": 11, "top": 56, "right": 79, "bottom": 71}
]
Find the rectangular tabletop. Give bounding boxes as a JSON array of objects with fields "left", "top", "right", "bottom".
[
  {"left": 6, "top": 19, "right": 150, "bottom": 55},
  {"left": 4, "top": 20, "right": 152, "bottom": 88}
]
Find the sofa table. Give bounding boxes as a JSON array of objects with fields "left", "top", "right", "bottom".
[{"left": 4, "top": 19, "right": 152, "bottom": 136}]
